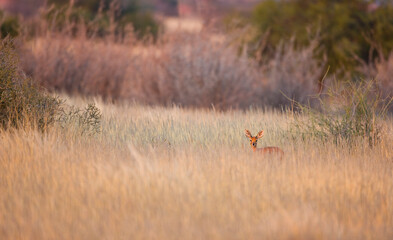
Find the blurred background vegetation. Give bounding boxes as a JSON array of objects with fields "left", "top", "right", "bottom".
[
  {"left": 0, "top": 0, "right": 160, "bottom": 39},
  {"left": 0, "top": 0, "right": 392, "bottom": 110},
  {"left": 2, "top": 0, "right": 393, "bottom": 76}
]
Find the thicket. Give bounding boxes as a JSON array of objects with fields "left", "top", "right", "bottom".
[
  {"left": 0, "top": 39, "right": 101, "bottom": 134},
  {"left": 21, "top": 30, "right": 326, "bottom": 109},
  {"left": 0, "top": 39, "right": 61, "bottom": 130},
  {"left": 292, "top": 80, "right": 392, "bottom": 146},
  {"left": 251, "top": 0, "right": 393, "bottom": 75}
]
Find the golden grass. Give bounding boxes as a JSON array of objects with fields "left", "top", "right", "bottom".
[{"left": 1, "top": 99, "right": 393, "bottom": 240}]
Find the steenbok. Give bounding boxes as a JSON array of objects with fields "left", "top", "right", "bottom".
[{"left": 245, "top": 129, "right": 284, "bottom": 156}]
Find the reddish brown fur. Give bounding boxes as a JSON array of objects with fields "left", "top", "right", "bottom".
[{"left": 245, "top": 129, "right": 284, "bottom": 157}]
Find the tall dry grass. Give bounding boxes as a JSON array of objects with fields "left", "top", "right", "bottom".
[{"left": 1, "top": 99, "right": 393, "bottom": 240}]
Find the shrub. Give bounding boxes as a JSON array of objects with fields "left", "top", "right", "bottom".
[
  {"left": 358, "top": 51, "right": 393, "bottom": 106},
  {"left": 292, "top": 80, "right": 392, "bottom": 146},
  {"left": 261, "top": 38, "right": 326, "bottom": 107},
  {"left": 58, "top": 103, "right": 101, "bottom": 136},
  {"left": 374, "top": 56, "right": 393, "bottom": 103},
  {"left": 0, "top": 38, "right": 102, "bottom": 133},
  {"left": 21, "top": 33, "right": 263, "bottom": 109},
  {"left": 21, "top": 30, "right": 327, "bottom": 109},
  {"left": 133, "top": 33, "right": 261, "bottom": 109},
  {"left": 21, "top": 36, "right": 133, "bottom": 100},
  {"left": 0, "top": 39, "right": 61, "bottom": 131}
]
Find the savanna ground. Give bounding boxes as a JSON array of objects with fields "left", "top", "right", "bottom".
[{"left": 1, "top": 97, "right": 393, "bottom": 240}]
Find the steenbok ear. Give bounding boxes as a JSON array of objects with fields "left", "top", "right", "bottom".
[
  {"left": 256, "top": 130, "right": 264, "bottom": 139},
  {"left": 245, "top": 129, "right": 252, "bottom": 139}
]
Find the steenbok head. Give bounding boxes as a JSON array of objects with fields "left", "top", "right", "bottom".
[
  {"left": 245, "top": 129, "right": 284, "bottom": 156},
  {"left": 245, "top": 129, "right": 264, "bottom": 148}
]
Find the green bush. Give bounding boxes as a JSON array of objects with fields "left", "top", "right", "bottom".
[
  {"left": 0, "top": 38, "right": 101, "bottom": 134},
  {"left": 0, "top": 39, "right": 61, "bottom": 130},
  {"left": 292, "top": 80, "right": 392, "bottom": 146},
  {"left": 252, "top": 0, "right": 393, "bottom": 75},
  {"left": 58, "top": 103, "right": 101, "bottom": 136}
]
